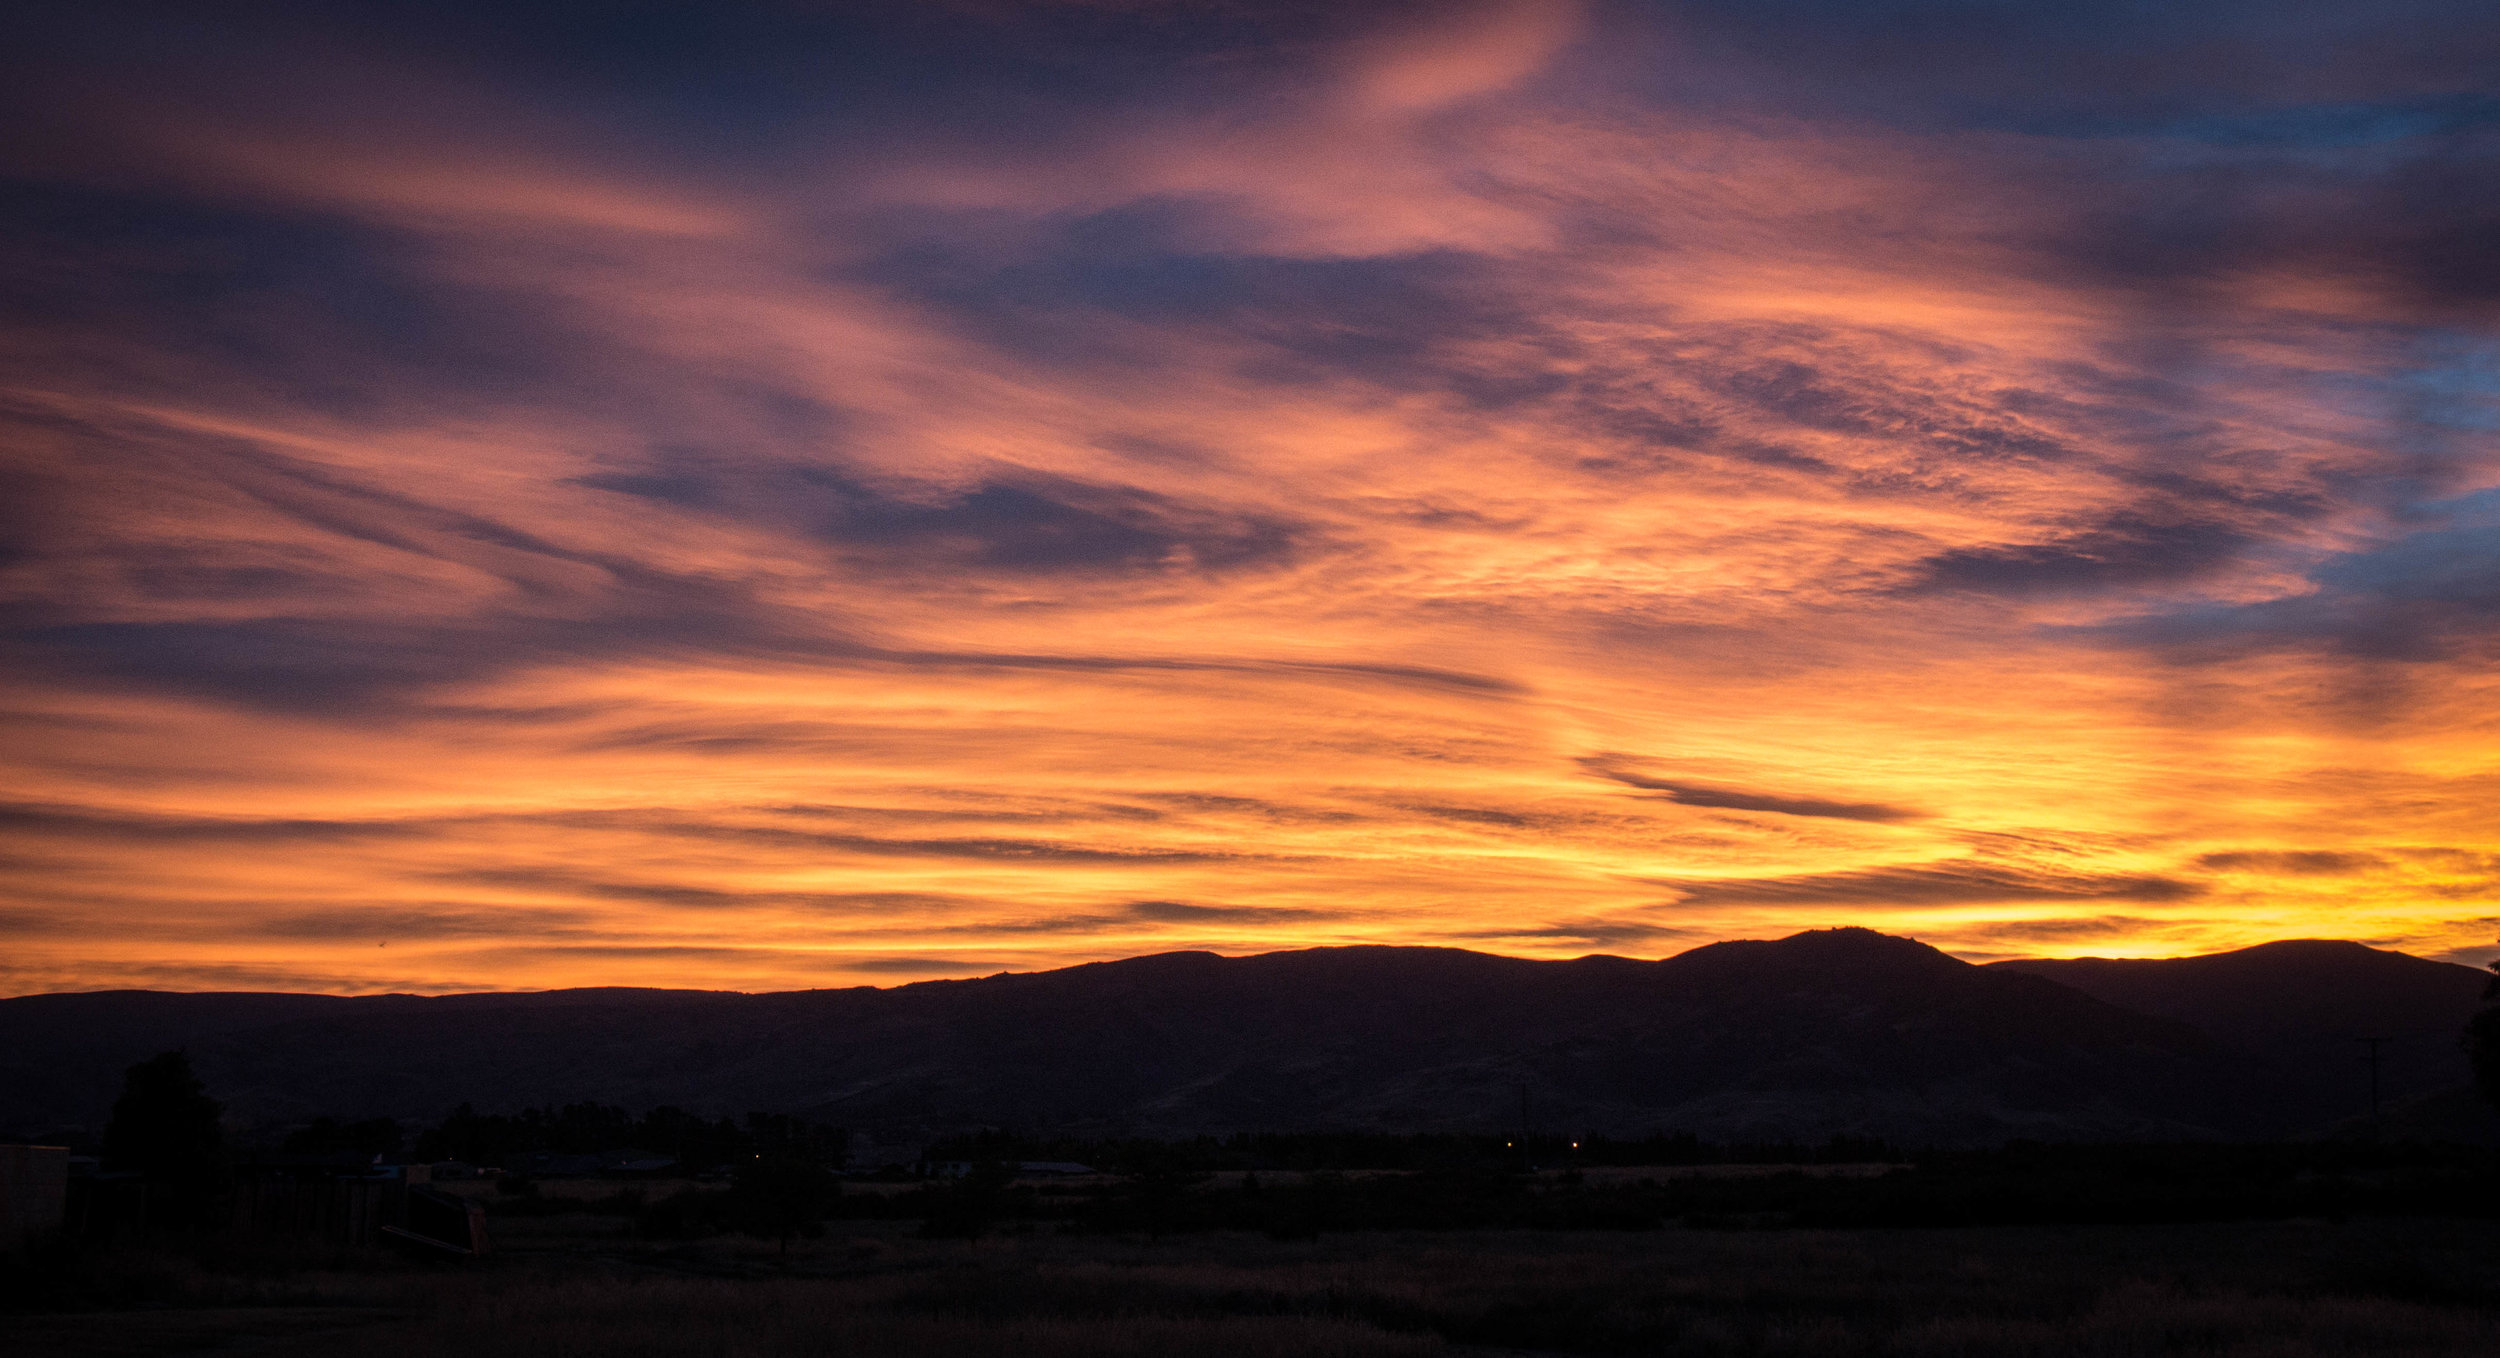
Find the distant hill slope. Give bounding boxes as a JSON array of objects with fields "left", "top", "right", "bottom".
[
  {"left": 1990, "top": 941, "right": 2491, "bottom": 1129},
  {"left": 0, "top": 990, "right": 361, "bottom": 1145},
  {"left": 2, "top": 929, "right": 2486, "bottom": 1146}
]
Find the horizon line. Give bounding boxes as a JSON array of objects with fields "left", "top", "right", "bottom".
[{"left": 2, "top": 928, "right": 2442, "bottom": 1002}]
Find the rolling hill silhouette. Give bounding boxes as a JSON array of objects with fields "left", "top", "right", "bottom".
[
  {"left": 1992, "top": 940, "right": 2494, "bottom": 1136},
  {"left": 3, "top": 929, "right": 2488, "bottom": 1146}
]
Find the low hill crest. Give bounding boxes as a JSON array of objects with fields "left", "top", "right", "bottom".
[{"left": 5, "top": 929, "right": 2488, "bottom": 1147}]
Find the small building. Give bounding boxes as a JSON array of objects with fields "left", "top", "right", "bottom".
[
  {"left": 596, "top": 1150, "right": 679, "bottom": 1178},
  {"left": 924, "top": 1159, "right": 1096, "bottom": 1179},
  {"left": 382, "top": 1186, "right": 490, "bottom": 1259},
  {"left": 504, "top": 1149, "right": 678, "bottom": 1179},
  {"left": 234, "top": 1151, "right": 430, "bottom": 1246},
  {"left": 847, "top": 1132, "right": 929, "bottom": 1172},
  {"left": 505, "top": 1151, "right": 599, "bottom": 1177},
  {"left": 0, "top": 1145, "right": 69, "bottom": 1252},
  {"left": 62, "top": 1156, "right": 147, "bottom": 1241}
]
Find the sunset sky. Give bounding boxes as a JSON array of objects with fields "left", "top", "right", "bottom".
[{"left": 4, "top": 1, "right": 2498, "bottom": 995}]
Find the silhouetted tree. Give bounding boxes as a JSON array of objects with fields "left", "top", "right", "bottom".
[
  {"left": 2467, "top": 950, "right": 2500, "bottom": 1112},
  {"left": 102, "top": 1049, "right": 227, "bottom": 1226},
  {"left": 724, "top": 1158, "right": 840, "bottom": 1254},
  {"left": 281, "top": 1116, "right": 402, "bottom": 1157},
  {"left": 413, "top": 1101, "right": 781, "bottom": 1172},
  {"left": 917, "top": 1160, "right": 1019, "bottom": 1239}
]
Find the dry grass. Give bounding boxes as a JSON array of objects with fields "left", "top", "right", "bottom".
[
  {"left": 354, "top": 1276, "right": 1436, "bottom": 1358},
  {"left": 14, "top": 1217, "right": 2500, "bottom": 1356},
  {"left": 335, "top": 1219, "right": 2500, "bottom": 1358}
]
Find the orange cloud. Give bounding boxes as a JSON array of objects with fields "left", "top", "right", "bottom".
[{"left": 2, "top": 2, "right": 2497, "bottom": 994}]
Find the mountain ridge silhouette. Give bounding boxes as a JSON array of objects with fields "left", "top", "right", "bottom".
[{"left": 4, "top": 928, "right": 2487, "bottom": 1146}]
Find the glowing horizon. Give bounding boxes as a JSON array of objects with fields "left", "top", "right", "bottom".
[{"left": 4, "top": 2, "right": 2498, "bottom": 995}]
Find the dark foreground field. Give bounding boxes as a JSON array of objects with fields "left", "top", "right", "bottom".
[{"left": 13, "top": 1210, "right": 2500, "bottom": 1357}]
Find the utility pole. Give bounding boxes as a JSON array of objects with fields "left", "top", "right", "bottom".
[{"left": 2357, "top": 1037, "right": 2388, "bottom": 1140}]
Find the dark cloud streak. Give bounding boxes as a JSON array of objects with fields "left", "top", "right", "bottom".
[
  {"left": 1582, "top": 757, "right": 1917, "bottom": 823},
  {"left": 1658, "top": 862, "right": 2204, "bottom": 908}
]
